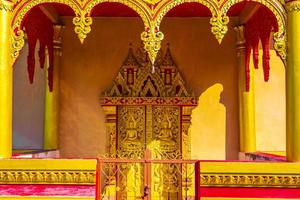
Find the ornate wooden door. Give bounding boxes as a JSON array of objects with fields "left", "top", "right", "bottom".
[
  {"left": 117, "top": 105, "right": 182, "bottom": 200},
  {"left": 100, "top": 45, "right": 197, "bottom": 200}
]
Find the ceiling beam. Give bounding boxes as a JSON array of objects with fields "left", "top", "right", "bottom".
[
  {"left": 39, "top": 5, "right": 59, "bottom": 24},
  {"left": 239, "top": 2, "right": 261, "bottom": 24}
]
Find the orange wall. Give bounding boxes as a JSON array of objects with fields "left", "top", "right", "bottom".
[{"left": 59, "top": 17, "right": 239, "bottom": 159}]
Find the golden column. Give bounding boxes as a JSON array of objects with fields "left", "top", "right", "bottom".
[
  {"left": 43, "top": 25, "right": 64, "bottom": 150},
  {"left": 0, "top": 0, "right": 13, "bottom": 158},
  {"left": 234, "top": 26, "right": 256, "bottom": 153},
  {"left": 286, "top": 0, "right": 300, "bottom": 162}
]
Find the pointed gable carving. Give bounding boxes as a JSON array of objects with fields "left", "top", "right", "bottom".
[{"left": 103, "top": 44, "right": 195, "bottom": 98}]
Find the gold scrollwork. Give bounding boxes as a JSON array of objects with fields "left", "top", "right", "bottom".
[
  {"left": 12, "top": 0, "right": 80, "bottom": 30},
  {"left": 200, "top": 174, "right": 300, "bottom": 187},
  {"left": 73, "top": 13, "right": 93, "bottom": 43},
  {"left": 11, "top": 29, "right": 25, "bottom": 62},
  {"left": 210, "top": 13, "right": 229, "bottom": 44},
  {"left": 84, "top": 0, "right": 151, "bottom": 28},
  {"left": 11, "top": 0, "right": 80, "bottom": 61},
  {"left": 153, "top": 0, "right": 224, "bottom": 45},
  {"left": 286, "top": 1, "right": 300, "bottom": 12},
  {"left": 273, "top": 31, "right": 286, "bottom": 64},
  {"left": 0, "top": 0, "right": 13, "bottom": 12},
  {"left": 141, "top": 28, "right": 164, "bottom": 64},
  {"left": 0, "top": 170, "right": 95, "bottom": 185}
]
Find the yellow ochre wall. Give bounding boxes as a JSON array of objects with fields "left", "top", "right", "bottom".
[
  {"left": 59, "top": 17, "right": 239, "bottom": 159},
  {"left": 254, "top": 50, "right": 286, "bottom": 152}
]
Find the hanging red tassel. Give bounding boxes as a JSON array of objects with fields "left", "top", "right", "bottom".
[
  {"left": 22, "top": 6, "right": 54, "bottom": 91},
  {"left": 244, "top": 6, "right": 278, "bottom": 91}
]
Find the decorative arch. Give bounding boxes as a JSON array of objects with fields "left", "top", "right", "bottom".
[
  {"left": 11, "top": 0, "right": 80, "bottom": 62},
  {"left": 83, "top": 0, "right": 155, "bottom": 64},
  {"left": 221, "top": 0, "right": 287, "bottom": 63},
  {"left": 85, "top": 0, "right": 151, "bottom": 27},
  {"left": 10, "top": 0, "right": 287, "bottom": 68},
  {"left": 153, "top": 0, "right": 230, "bottom": 45},
  {"left": 10, "top": 0, "right": 154, "bottom": 64}
]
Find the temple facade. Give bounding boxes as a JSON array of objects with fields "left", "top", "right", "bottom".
[{"left": 1, "top": 0, "right": 300, "bottom": 199}]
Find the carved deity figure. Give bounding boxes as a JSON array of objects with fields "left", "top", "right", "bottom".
[
  {"left": 158, "top": 115, "right": 173, "bottom": 141},
  {"left": 123, "top": 115, "right": 139, "bottom": 142}
]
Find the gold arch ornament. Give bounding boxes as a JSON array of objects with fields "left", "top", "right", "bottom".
[
  {"left": 11, "top": 0, "right": 81, "bottom": 62},
  {"left": 10, "top": 0, "right": 287, "bottom": 65},
  {"left": 221, "top": 0, "right": 287, "bottom": 63},
  {"left": 152, "top": 0, "right": 230, "bottom": 44}
]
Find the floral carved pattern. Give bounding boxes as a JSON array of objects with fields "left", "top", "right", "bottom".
[{"left": 0, "top": 171, "right": 95, "bottom": 184}]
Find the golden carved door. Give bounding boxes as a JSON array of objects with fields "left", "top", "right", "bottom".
[
  {"left": 117, "top": 105, "right": 182, "bottom": 200},
  {"left": 100, "top": 45, "right": 197, "bottom": 200}
]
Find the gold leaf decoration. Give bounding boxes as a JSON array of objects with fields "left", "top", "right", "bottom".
[
  {"left": 286, "top": 0, "right": 300, "bottom": 12},
  {"left": 0, "top": 0, "right": 13, "bottom": 12},
  {"left": 142, "top": 0, "right": 162, "bottom": 5},
  {"left": 11, "top": 29, "right": 25, "bottom": 62},
  {"left": 141, "top": 28, "right": 164, "bottom": 65},
  {"left": 273, "top": 31, "right": 286, "bottom": 65},
  {"left": 73, "top": 14, "right": 93, "bottom": 43},
  {"left": 210, "top": 14, "right": 229, "bottom": 44},
  {"left": 0, "top": 170, "right": 95, "bottom": 185}
]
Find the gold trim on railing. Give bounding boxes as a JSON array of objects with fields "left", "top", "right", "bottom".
[{"left": 0, "top": 170, "right": 95, "bottom": 185}]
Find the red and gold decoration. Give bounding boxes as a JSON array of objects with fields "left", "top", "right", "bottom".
[
  {"left": 9, "top": 0, "right": 287, "bottom": 68},
  {"left": 101, "top": 44, "right": 196, "bottom": 199},
  {"left": 244, "top": 6, "right": 278, "bottom": 91},
  {"left": 22, "top": 6, "right": 54, "bottom": 91}
]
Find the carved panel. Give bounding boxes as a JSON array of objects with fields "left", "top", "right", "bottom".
[
  {"left": 117, "top": 106, "right": 146, "bottom": 158},
  {"left": 102, "top": 45, "right": 194, "bottom": 98},
  {"left": 152, "top": 106, "right": 181, "bottom": 159}
]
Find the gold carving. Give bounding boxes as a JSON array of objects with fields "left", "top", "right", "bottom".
[
  {"left": 273, "top": 31, "right": 287, "bottom": 64},
  {"left": 142, "top": 0, "right": 162, "bottom": 5},
  {"left": 0, "top": 170, "right": 95, "bottom": 185},
  {"left": 118, "top": 106, "right": 145, "bottom": 158},
  {"left": 11, "top": 30, "right": 25, "bottom": 62},
  {"left": 210, "top": 14, "right": 229, "bottom": 44},
  {"left": 73, "top": 13, "right": 92, "bottom": 43},
  {"left": 12, "top": 0, "right": 80, "bottom": 30},
  {"left": 10, "top": 0, "right": 287, "bottom": 65},
  {"left": 200, "top": 173, "right": 300, "bottom": 188},
  {"left": 101, "top": 44, "right": 195, "bottom": 199},
  {"left": 0, "top": 0, "right": 13, "bottom": 12},
  {"left": 103, "top": 45, "right": 194, "bottom": 98},
  {"left": 153, "top": 106, "right": 180, "bottom": 156},
  {"left": 286, "top": 1, "right": 300, "bottom": 12},
  {"left": 141, "top": 28, "right": 164, "bottom": 65}
]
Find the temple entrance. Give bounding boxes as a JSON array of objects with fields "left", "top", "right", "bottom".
[
  {"left": 97, "top": 150, "right": 200, "bottom": 200},
  {"left": 100, "top": 44, "right": 197, "bottom": 199}
]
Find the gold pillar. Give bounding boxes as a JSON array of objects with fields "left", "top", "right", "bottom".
[
  {"left": 0, "top": 0, "right": 13, "bottom": 158},
  {"left": 43, "top": 25, "right": 63, "bottom": 150},
  {"left": 286, "top": 1, "right": 300, "bottom": 162},
  {"left": 235, "top": 26, "right": 256, "bottom": 153}
]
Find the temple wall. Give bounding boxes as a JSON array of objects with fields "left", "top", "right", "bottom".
[
  {"left": 11, "top": 17, "right": 286, "bottom": 158},
  {"left": 13, "top": 42, "right": 46, "bottom": 149},
  {"left": 59, "top": 17, "right": 239, "bottom": 159},
  {"left": 254, "top": 50, "right": 286, "bottom": 152}
]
